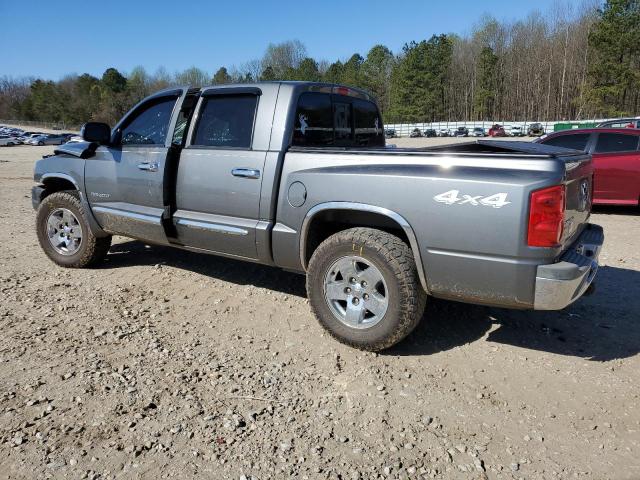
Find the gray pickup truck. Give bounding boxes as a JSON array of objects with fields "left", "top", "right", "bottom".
[{"left": 31, "top": 82, "right": 603, "bottom": 351}]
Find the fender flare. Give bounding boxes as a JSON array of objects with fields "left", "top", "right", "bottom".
[
  {"left": 41, "top": 172, "right": 80, "bottom": 190},
  {"left": 299, "top": 201, "right": 429, "bottom": 293},
  {"left": 40, "top": 173, "right": 109, "bottom": 238}
]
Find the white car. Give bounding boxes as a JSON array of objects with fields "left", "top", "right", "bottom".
[
  {"left": 18, "top": 133, "right": 47, "bottom": 143},
  {"left": 510, "top": 126, "right": 525, "bottom": 137},
  {"left": 0, "top": 135, "right": 20, "bottom": 146}
]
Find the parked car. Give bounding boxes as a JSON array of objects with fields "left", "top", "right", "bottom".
[
  {"left": 438, "top": 129, "right": 450, "bottom": 137},
  {"left": 453, "top": 127, "right": 469, "bottom": 137},
  {"left": 536, "top": 128, "right": 640, "bottom": 206},
  {"left": 19, "top": 133, "right": 47, "bottom": 143},
  {"left": 471, "top": 127, "right": 486, "bottom": 137},
  {"left": 596, "top": 118, "right": 640, "bottom": 129},
  {"left": 527, "top": 123, "right": 545, "bottom": 137},
  {"left": 409, "top": 128, "right": 422, "bottom": 138},
  {"left": 384, "top": 129, "right": 396, "bottom": 139},
  {"left": 510, "top": 126, "right": 525, "bottom": 137},
  {"left": 28, "top": 134, "right": 67, "bottom": 146},
  {"left": 0, "top": 135, "right": 20, "bottom": 146},
  {"left": 31, "top": 82, "right": 602, "bottom": 351},
  {"left": 489, "top": 124, "right": 507, "bottom": 137},
  {"left": 424, "top": 129, "right": 437, "bottom": 138}
]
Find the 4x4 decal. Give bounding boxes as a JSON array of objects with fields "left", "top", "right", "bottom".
[{"left": 434, "top": 190, "right": 511, "bottom": 208}]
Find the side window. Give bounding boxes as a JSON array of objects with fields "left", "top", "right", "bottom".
[
  {"left": 293, "top": 93, "right": 333, "bottom": 146},
  {"left": 543, "top": 133, "right": 590, "bottom": 151},
  {"left": 594, "top": 133, "right": 639, "bottom": 153},
  {"left": 354, "top": 99, "right": 384, "bottom": 147},
  {"left": 121, "top": 97, "right": 177, "bottom": 146},
  {"left": 192, "top": 94, "right": 258, "bottom": 148}
]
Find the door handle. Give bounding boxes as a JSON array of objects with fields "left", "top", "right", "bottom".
[
  {"left": 138, "top": 162, "right": 159, "bottom": 172},
  {"left": 231, "top": 168, "right": 260, "bottom": 179}
]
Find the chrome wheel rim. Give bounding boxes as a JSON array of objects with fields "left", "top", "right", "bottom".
[
  {"left": 323, "top": 255, "right": 389, "bottom": 329},
  {"left": 46, "top": 208, "right": 82, "bottom": 255}
]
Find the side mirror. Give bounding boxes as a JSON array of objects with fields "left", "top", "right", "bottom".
[{"left": 81, "top": 122, "right": 111, "bottom": 144}]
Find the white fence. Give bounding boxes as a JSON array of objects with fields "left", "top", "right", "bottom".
[
  {"left": 2, "top": 117, "right": 623, "bottom": 138},
  {"left": 384, "top": 119, "right": 607, "bottom": 137}
]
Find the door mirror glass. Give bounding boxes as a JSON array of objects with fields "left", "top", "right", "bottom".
[{"left": 81, "top": 122, "right": 111, "bottom": 144}]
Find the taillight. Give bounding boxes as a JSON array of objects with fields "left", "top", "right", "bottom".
[{"left": 527, "top": 185, "right": 565, "bottom": 247}]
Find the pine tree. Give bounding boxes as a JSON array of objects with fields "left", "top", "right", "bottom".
[
  {"left": 586, "top": 0, "right": 640, "bottom": 116},
  {"left": 474, "top": 47, "right": 499, "bottom": 120}
]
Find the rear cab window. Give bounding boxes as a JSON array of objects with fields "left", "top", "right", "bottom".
[
  {"left": 292, "top": 89, "right": 384, "bottom": 148},
  {"left": 594, "top": 133, "right": 640, "bottom": 153}
]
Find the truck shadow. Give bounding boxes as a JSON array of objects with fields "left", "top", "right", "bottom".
[
  {"left": 104, "top": 241, "right": 639, "bottom": 362},
  {"left": 389, "top": 265, "right": 640, "bottom": 362},
  {"left": 103, "top": 240, "right": 307, "bottom": 297}
]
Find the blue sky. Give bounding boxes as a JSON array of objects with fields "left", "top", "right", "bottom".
[{"left": 1, "top": 0, "right": 560, "bottom": 80}]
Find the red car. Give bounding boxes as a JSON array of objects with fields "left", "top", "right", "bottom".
[
  {"left": 536, "top": 128, "right": 640, "bottom": 206},
  {"left": 488, "top": 124, "right": 507, "bottom": 137}
]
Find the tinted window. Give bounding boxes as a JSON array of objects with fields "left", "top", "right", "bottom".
[
  {"left": 121, "top": 97, "right": 177, "bottom": 146},
  {"left": 594, "top": 133, "right": 639, "bottom": 153},
  {"left": 543, "top": 133, "right": 590, "bottom": 151},
  {"left": 354, "top": 99, "right": 384, "bottom": 147},
  {"left": 193, "top": 94, "right": 257, "bottom": 148},
  {"left": 292, "top": 92, "right": 383, "bottom": 148},
  {"left": 293, "top": 93, "right": 333, "bottom": 146},
  {"left": 334, "top": 102, "right": 352, "bottom": 144}
]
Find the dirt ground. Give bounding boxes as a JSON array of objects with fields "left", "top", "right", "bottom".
[{"left": 0, "top": 142, "right": 638, "bottom": 480}]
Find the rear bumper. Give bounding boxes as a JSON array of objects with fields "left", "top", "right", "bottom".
[{"left": 533, "top": 224, "right": 604, "bottom": 310}]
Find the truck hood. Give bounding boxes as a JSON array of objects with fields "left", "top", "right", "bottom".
[{"left": 53, "top": 141, "right": 99, "bottom": 159}]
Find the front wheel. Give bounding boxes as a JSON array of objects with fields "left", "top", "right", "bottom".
[
  {"left": 36, "top": 191, "right": 112, "bottom": 268},
  {"left": 306, "top": 227, "right": 427, "bottom": 351}
]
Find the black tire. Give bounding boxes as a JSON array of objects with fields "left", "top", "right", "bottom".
[
  {"left": 36, "top": 191, "right": 112, "bottom": 268},
  {"left": 306, "top": 227, "right": 427, "bottom": 351},
  {"left": 38, "top": 141, "right": 44, "bottom": 146}
]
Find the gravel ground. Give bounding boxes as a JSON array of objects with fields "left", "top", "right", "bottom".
[{"left": 0, "top": 143, "right": 639, "bottom": 480}]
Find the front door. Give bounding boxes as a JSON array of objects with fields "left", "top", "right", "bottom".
[
  {"left": 173, "top": 90, "right": 265, "bottom": 259},
  {"left": 85, "top": 92, "right": 183, "bottom": 244}
]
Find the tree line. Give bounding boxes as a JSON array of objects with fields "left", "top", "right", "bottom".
[{"left": 1, "top": 0, "right": 638, "bottom": 127}]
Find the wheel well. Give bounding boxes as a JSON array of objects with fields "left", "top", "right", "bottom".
[
  {"left": 303, "top": 209, "right": 411, "bottom": 266},
  {"left": 41, "top": 177, "right": 77, "bottom": 200}
]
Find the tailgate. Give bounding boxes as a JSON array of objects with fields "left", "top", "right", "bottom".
[{"left": 561, "top": 153, "right": 593, "bottom": 248}]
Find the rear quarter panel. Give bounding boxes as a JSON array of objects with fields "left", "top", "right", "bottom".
[{"left": 273, "top": 150, "right": 573, "bottom": 308}]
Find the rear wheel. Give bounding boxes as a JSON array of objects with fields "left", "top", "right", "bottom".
[
  {"left": 36, "top": 191, "right": 112, "bottom": 268},
  {"left": 306, "top": 227, "right": 426, "bottom": 351}
]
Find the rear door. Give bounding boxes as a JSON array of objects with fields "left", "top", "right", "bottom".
[
  {"left": 172, "top": 87, "right": 267, "bottom": 259},
  {"left": 85, "top": 90, "right": 184, "bottom": 244},
  {"left": 591, "top": 132, "right": 640, "bottom": 204}
]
